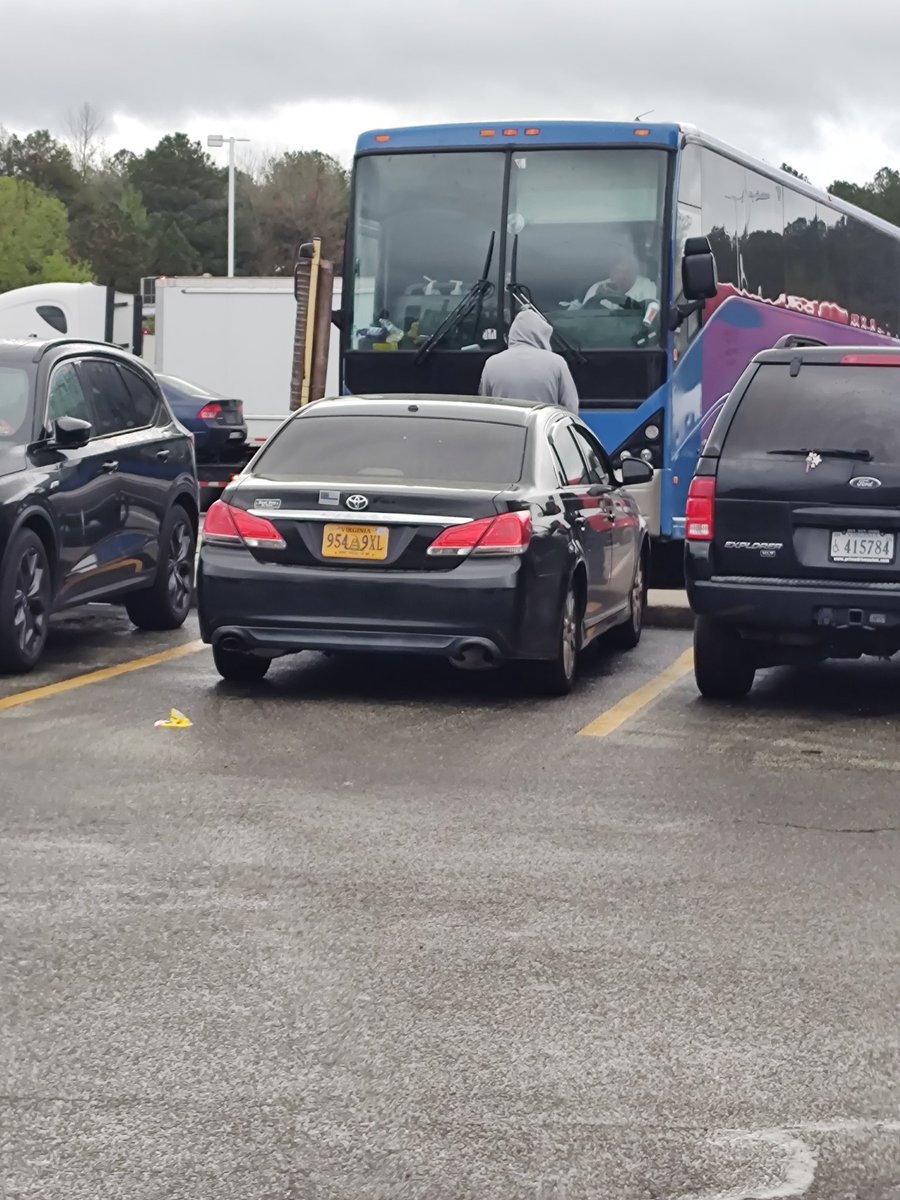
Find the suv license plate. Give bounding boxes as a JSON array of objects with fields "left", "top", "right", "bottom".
[{"left": 830, "top": 530, "right": 895, "bottom": 564}]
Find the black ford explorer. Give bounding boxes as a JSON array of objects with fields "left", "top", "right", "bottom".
[{"left": 686, "top": 342, "right": 900, "bottom": 698}]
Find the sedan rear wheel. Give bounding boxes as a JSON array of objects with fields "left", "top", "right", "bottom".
[
  {"left": 608, "top": 548, "right": 647, "bottom": 651},
  {"left": 528, "top": 580, "right": 581, "bottom": 697}
]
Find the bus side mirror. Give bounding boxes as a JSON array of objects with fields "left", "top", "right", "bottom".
[
  {"left": 331, "top": 309, "right": 345, "bottom": 331},
  {"left": 682, "top": 237, "right": 718, "bottom": 302}
]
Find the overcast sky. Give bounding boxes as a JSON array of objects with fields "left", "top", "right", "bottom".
[{"left": 2, "top": 0, "right": 898, "bottom": 187}]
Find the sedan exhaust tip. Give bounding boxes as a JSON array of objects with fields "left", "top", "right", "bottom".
[{"left": 449, "top": 642, "right": 497, "bottom": 672}]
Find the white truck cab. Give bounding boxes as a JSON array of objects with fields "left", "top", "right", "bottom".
[{"left": 0, "top": 283, "right": 141, "bottom": 352}]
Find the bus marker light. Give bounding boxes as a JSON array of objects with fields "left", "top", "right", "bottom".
[
  {"left": 375, "top": 135, "right": 390, "bottom": 143},
  {"left": 480, "top": 129, "right": 496, "bottom": 137},
  {"left": 524, "top": 128, "right": 540, "bottom": 136}
]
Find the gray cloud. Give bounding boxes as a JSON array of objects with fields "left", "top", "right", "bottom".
[{"left": 3, "top": 0, "right": 899, "bottom": 180}]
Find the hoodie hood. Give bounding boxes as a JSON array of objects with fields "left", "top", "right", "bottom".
[{"left": 507, "top": 308, "right": 553, "bottom": 351}]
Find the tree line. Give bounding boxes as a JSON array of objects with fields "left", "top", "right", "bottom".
[
  {"left": 1, "top": 110, "right": 899, "bottom": 298},
  {"left": 0, "top": 106, "right": 348, "bottom": 293}
]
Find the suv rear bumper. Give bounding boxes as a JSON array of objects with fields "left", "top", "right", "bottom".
[{"left": 688, "top": 575, "right": 900, "bottom": 632}]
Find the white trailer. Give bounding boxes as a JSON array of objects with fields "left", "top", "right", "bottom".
[
  {"left": 153, "top": 275, "right": 341, "bottom": 446},
  {"left": 0, "top": 282, "right": 140, "bottom": 350}
]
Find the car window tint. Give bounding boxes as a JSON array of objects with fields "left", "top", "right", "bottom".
[
  {"left": 0, "top": 366, "right": 31, "bottom": 443},
  {"left": 723, "top": 363, "right": 900, "bottom": 461},
  {"left": 119, "top": 366, "right": 159, "bottom": 426},
  {"left": 79, "top": 359, "right": 139, "bottom": 436},
  {"left": 47, "top": 363, "right": 92, "bottom": 426},
  {"left": 551, "top": 425, "right": 591, "bottom": 486},
  {"left": 571, "top": 426, "right": 610, "bottom": 484},
  {"left": 255, "top": 415, "right": 527, "bottom": 486}
]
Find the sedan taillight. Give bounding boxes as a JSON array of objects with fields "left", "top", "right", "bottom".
[
  {"left": 427, "top": 511, "right": 532, "bottom": 557},
  {"left": 203, "top": 500, "right": 285, "bottom": 549}
]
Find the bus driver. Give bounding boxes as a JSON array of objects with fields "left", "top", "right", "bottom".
[{"left": 563, "top": 250, "right": 657, "bottom": 311}]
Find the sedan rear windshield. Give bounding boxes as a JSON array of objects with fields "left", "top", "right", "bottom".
[
  {"left": 255, "top": 414, "right": 528, "bottom": 486},
  {"left": 721, "top": 363, "right": 900, "bottom": 461},
  {"left": 0, "top": 366, "right": 31, "bottom": 443}
]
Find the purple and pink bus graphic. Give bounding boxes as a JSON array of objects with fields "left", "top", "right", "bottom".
[{"left": 663, "top": 289, "right": 896, "bottom": 536}]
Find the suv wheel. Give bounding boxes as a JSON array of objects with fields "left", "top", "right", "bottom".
[
  {"left": 0, "top": 530, "right": 52, "bottom": 674},
  {"left": 694, "top": 616, "right": 755, "bottom": 699},
  {"left": 212, "top": 642, "right": 271, "bottom": 683},
  {"left": 125, "top": 505, "right": 195, "bottom": 631},
  {"left": 608, "top": 549, "right": 647, "bottom": 651},
  {"left": 529, "top": 580, "right": 581, "bottom": 697}
]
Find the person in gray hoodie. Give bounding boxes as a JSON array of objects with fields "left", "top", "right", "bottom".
[{"left": 478, "top": 308, "right": 579, "bottom": 413}]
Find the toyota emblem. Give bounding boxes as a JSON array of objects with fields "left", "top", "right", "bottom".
[{"left": 346, "top": 494, "right": 369, "bottom": 511}]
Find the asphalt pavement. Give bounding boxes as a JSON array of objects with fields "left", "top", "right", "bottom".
[{"left": 2, "top": 606, "right": 899, "bottom": 1198}]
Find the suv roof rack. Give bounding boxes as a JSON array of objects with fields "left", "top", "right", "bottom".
[{"left": 772, "top": 334, "right": 828, "bottom": 350}]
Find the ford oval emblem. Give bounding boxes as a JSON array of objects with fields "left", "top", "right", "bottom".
[{"left": 849, "top": 476, "right": 882, "bottom": 490}]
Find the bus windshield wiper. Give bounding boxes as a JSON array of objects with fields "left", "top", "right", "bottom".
[
  {"left": 768, "top": 447, "right": 873, "bottom": 461},
  {"left": 507, "top": 234, "right": 586, "bottom": 366},
  {"left": 414, "top": 233, "right": 495, "bottom": 366}
]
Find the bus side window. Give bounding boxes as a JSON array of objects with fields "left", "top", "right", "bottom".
[{"left": 675, "top": 144, "right": 704, "bottom": 350}]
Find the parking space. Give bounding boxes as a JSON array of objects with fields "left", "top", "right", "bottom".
[{"left": 2, "top": 609, "right": 898, "bottom": 1198}]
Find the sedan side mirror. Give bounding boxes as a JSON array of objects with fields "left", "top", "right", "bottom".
[
  {"left": 619, "top": 457, "right": 654, "bottom": 486},
  {"left": 53, "top": 415, "right": 92, "bottom": 449}
]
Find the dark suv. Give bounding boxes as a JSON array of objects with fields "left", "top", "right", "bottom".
[
  {"left": 685, "top": 343, "right": 900, "bottom": 698},
  {"left": 0, "top": 339, "right": 198, "bottom": 673}
]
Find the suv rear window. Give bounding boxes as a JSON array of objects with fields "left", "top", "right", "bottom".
[
  {"left": 255, "top": 414, "right": 527, "bottom": 485},
  {"left": 722, "top": 363, "right": 900, "bottom": 461}
]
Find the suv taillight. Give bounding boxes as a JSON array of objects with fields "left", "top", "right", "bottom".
[
  {"left": 685, "top": 476, "right": 715, "bottom": 541},
  {"left": 203, "top": 500, "right": 286, "bottom": 549},
  {"left": 427, "top": 511, "right": 532, "bottom": 557}
]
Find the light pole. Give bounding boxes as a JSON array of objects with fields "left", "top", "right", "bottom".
[{"left": 208, "top": 134, "right": 249, "bottom": 277}]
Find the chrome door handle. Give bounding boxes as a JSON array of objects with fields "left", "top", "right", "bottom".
[
  {"left": 156, "top": 449, "right": 171, "bottom": 461},
  {"left": 101, "top": 460, "right": 119, "bottom": 473}
]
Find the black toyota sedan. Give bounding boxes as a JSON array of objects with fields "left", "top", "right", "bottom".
[
  {"left": 0, "top": 339, "right": 198, "bottom": 673},
  {"left": 198, "top": 395, "right": 652, "bottom": 694}
]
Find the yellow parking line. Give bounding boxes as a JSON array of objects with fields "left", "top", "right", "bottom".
[
  {"left": 0, "top": 640, "right": 206, "bottom": 713},
  {"left": 578, "top": 649, "right": 694, "bottom": 738}
]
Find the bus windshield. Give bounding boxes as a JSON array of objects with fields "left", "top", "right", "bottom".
[{"left": 349, "top": 147, "right": 669, "bottom": 353}]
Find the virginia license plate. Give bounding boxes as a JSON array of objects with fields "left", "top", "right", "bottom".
[
  {"left": 321, "top": 524, "right": 389, "bottom": 561},
  {"left": 829, "top": 529, "right": 895, "bottom": 564}
]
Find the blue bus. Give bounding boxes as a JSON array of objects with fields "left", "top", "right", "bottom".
[{"left": 338, "top": 121, "right": 900, "bottom": 562}]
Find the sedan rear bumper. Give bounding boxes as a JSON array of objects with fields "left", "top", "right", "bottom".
[
  {"left": 211, "top": 624, "right": 505, "bottom": 660},
  {"left": 198, "top": 545, "right": 562, "bottom": 661}
]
